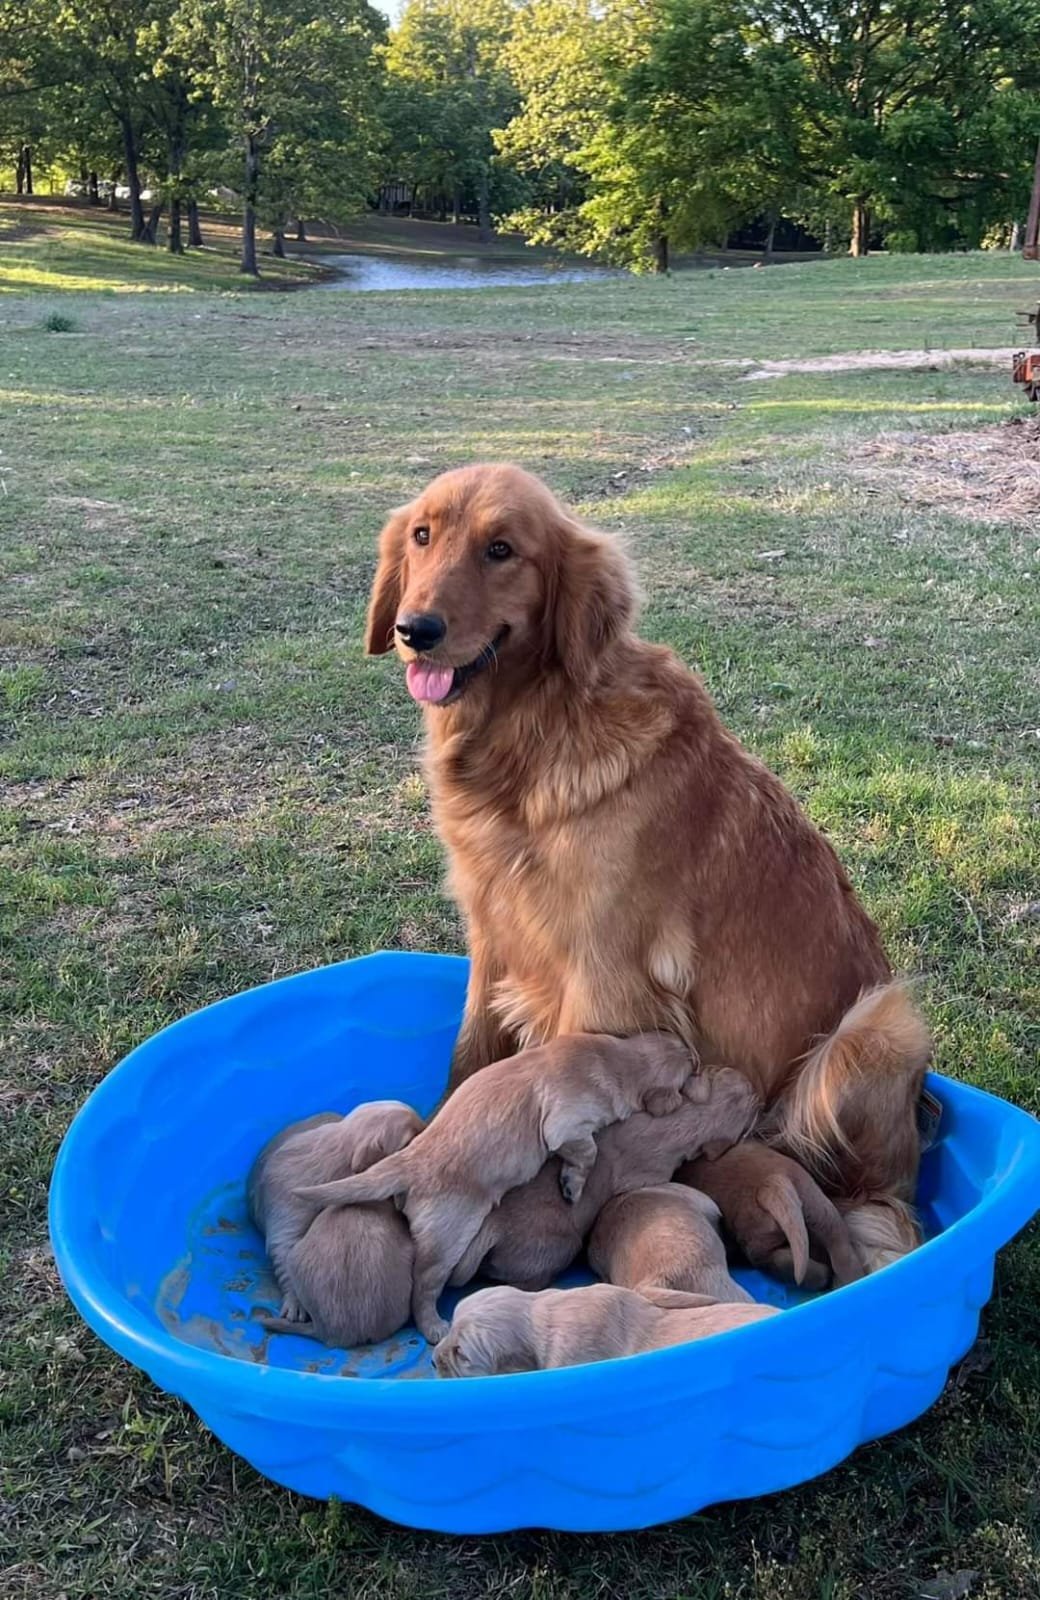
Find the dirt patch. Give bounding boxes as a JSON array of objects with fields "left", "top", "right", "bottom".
[
  {"left": 742, "top": 347, "right": 1016, "bottom": 381},
  {"left": 850, "top": 414, "right": 1040, "bottom": 527}
]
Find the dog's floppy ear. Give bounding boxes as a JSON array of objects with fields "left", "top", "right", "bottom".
[
  {"left": 364, "top": 506, "right": 410, "bottom": 655},
  {"left": 545, "top": 509, "right": 637, "bottom": 671}
]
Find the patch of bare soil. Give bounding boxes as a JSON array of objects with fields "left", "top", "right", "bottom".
[
  {"left": 741, "top": 347, "right": 1016, "bottom": 380},
  {"left": 852, "top": 414, "right": 1040, "bottom": 526}
]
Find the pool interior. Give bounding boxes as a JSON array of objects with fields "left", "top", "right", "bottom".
[{"left": 147, "top": 1136, "right": 958, "bottom": 1380}]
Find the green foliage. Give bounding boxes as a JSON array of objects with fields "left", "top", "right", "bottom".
[{"left": 40, "top": 310, "right": 77, "bottom": 330}]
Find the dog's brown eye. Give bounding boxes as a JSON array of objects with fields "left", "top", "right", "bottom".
[
  {"left": 487, "top": 539, "right": 512, "bottom": 562},
  {"left": 413, "top": 526, "right": 430, "bottom": 546}
]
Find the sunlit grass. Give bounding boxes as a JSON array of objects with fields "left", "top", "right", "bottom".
[{"left": 2, "top": 230, "right": 1038, "bottom": 1600}]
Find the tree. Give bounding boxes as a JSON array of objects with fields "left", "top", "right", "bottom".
[
  {"left": 176, "top": 0, "right": 386, "bottom": 275},
  {"left": 54, "top": 0, "right": 163, "bottom": 240},
  {"left": 387, "top": 0, "right": 517, "bottom": 240}
]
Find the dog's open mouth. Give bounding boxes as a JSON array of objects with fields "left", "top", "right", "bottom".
[{"left": 405, "top": 628, "right": 509, "bottom": 705}]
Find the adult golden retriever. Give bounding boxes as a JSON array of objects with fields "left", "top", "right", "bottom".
[{"left": 364, "top": 463, "right": 931, "bottom": 1268}]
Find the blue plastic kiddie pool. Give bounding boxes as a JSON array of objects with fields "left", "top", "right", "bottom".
[{"left": 50, "top": 951, "right": 1040, "bottom": 1534}]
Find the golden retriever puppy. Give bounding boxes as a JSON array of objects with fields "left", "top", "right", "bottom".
[
  {"left": 247, "top": 1101, "right": 424, "bottom": 1320},
  {"left": 434, "top": 1282, "right": 777, "bottom": 1376},
  {"left": 680, "top": 1142, "right": 866, "bottom": 1289},
  {"left": 257, "top": 1203, "right": 414, "bottom": 1348},
  {"left": 363, "top": 463, "right": 932, "bottom": 1268},
  {"left": 588, "top": 1183, "right": 753, "bottom": 1302},
  {"left": 298, "top": 1031, "right": 696, "bottom": 1343},
  {"left": 449, "top": 1066, "right": 758, "bottom": 1290}
]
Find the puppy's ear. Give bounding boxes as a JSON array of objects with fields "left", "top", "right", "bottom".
[
  {"left": 545, "top": 510, "right": 637, "bottom": 671},
  {"left": 364, "top": 506, "right": 410, "bottom": 656}
]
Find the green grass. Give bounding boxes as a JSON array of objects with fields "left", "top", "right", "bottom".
[
  {"left": 0, "top": 198, "right": 325, "bottom": 292},
  {"left": 2, "top": 224, "right": 1039, "bottom": 1600}
]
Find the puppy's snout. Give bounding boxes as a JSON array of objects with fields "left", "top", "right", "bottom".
[{"left": 395, "top": 611, "right": 447, "bottom": 652}]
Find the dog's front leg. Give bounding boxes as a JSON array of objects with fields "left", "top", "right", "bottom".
[{"left": 448, "top": 935, "right": 515, "bottom": 1090}]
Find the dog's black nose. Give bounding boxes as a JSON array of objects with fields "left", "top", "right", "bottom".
[{"left": 395, "top": 612, "right": 447, "bottom": 652}]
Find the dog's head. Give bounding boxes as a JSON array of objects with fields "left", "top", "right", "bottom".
[
  {"left": 365, "top": 464, "right": 636, "bottom": 707},
  {"left": 433, "top": 1287, "right": 537, "bottom": 1377}
]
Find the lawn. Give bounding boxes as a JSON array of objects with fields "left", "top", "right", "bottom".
[{"left": 2, "top": 208, "right": 1039, "bottom": 1600}]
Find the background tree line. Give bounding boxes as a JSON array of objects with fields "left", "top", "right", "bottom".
[{"left": 3, "top": 0, "right": 1040, "bottom": 272}]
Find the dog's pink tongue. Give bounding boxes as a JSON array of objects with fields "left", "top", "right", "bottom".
[{"left": 406, "top": 661, "right": 455, "bottom": 703}]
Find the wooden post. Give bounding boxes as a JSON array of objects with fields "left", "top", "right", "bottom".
[{"left": 1024, "top": 137, "right": 1040, "bottom": 260}]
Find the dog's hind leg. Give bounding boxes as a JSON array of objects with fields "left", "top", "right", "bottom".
[{"left": 408, "top": 1197, "right": 483, "bottom": 1344}]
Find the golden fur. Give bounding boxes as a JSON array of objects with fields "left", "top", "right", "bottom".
[
  {"left": 298, "top": 1031, "right": 696, "bottom": 1342},
  {"left": 433, "top": 1282, "right": 777, "bottom": 1376},
  {"left": 680, "top": 1141, "right": 866, "bottom": 1289},
  {"left": 247, "top": 1102, "right": 423, "bottom": 1323},
  {"left": 449, "top": 1066, "right": 758, "bottom": 1290},
  {"left": 365, "top": 464, "right": 933, "bottom": 1258},
  {"left": 588, "top": 1183, "right": 754, "bottom": 1303}
]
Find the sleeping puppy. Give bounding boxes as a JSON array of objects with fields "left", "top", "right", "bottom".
[
  {"left": 297, "top": 1031, "right": 697, "bottom": 1342},
  {"left": 434, "top": 1282, "right": 777, "bottom": 1376},
  {"left": 449, "top": 1066, "right": 758, "bottom": 1291},
  {"left": 256, "top": 1203, "right": 414, "bottom": 1348},
  {"left": 679, "top": 1141, "right": 865, "bottom": 1289},
  {"left": 588, "top": 1183, "right": 753, "bottom": 1303},
  {"left": 247, "top": 1100, "right": 424, "bottom": 1321}
]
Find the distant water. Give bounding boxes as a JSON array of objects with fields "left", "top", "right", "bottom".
[{"left": 312, "top": 252, "right": 614, "bottom": 292}]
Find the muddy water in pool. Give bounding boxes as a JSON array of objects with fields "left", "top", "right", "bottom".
[{"left": 312, "top": 252, "right": 614, "bottom": 292}]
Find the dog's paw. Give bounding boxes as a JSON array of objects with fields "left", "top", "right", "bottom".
[
  {"left": 643, "top": 1087, "right": 683, "bottom": 1117},
  {"left": 279, "top": 1292, "right": 306, "bottom": 1322},
  {"left": 681, "top": 1072, "right": 712, "bottom": 1104},
  {"left": 558, "top": 1166, "right": 587, "bottom": 1205},
  {"left": 420, "top": 1315, "right": 450, "bottom": 1346}
]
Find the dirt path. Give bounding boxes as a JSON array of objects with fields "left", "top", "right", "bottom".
[{"left": 740, "top": 346, "right": 1018, "bottom": 380}]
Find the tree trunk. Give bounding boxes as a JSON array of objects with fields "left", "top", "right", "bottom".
[
  {"left": 17, "top": 145, "right": 34, "bottom": 195},
  {"left": 241, "top": 134, "right": 260, "bottom": 277},
  {"left": 188, "top": 199, "right": 203, "bottom": 246},
  {"left": 272, "top": 226, "right": 286, "bottom": 258},
  {"left": 295, "top": 217, "right": 306, "bottom": 242},
  {"left": 763, "top": 214, "right": 777, "bottom": 263},
  {"left": 88, "top": 170, "right": 100, "bottom": 205},
  {"left": 438, "top": 193, "right": 447, "bottom": 222},
  {"left": 823, "top": 219, "right": 833, "bottom": 253},
  {"left": 452, "top": 185, "right": 462, "bottom": 225},
  {"left": 476, "top": 166, "right": 491, "bottom": 244},
  {"left": 850, "top": 199, "right": 870, "bottom": 257},
  {"left": 16, "top": 147, "right": 25, "bottom": 194},
  {"left": 140, "top": 202, "right": 163, "bottom": 245},
  {"left": 108, "top": 168, "right": 120, "bottom": 212},
  {"left": 120, "top": 117, "right": 146, "bottom": 241},
  {"left": 168, "top": 196, "right": 183, "bottom": 253},
  {"left": 1009, "top": 221, "right": 1022, "bottom": 252},
  {"left": 653, "top": 233, "right": 669, "bottom": 273}
]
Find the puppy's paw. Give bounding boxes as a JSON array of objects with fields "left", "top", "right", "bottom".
[
  {"left": 643, "top": 1086, "right": 683, "bottom": 1117},
  {"left": 681, "top": 1072, "right": 712, "bottom": 1104},
  {"left": 279, "top": 1292, "right": 306, "bottom": 1322},
  {"left": 420, "top": 1314, "right": 450, "bottom": 1346},
  {"left": 558, "top": 1165, "right": 587, "bottom": 1205}
]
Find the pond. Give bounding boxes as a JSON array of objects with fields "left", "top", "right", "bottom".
[{"left": 311, "top": 252, "right": 615, "bottom": 292}]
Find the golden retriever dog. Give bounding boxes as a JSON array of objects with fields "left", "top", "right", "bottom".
[
  {"left": 434, "top": 1282, "right": 777, "bottom": 1376},
  {"left": 364, "top": 463, "right": 933, "bottom": 1268},
  {"left": 680, "top": 1141, "right": 866, "bottom": 1289},
  {"left": 588, "top": 1183, "right": 754, "bottom": 1303},
  {"left": 448, "top": 1066, "right": 758, "bottom": 1291},
  {"left": 247, "top": 1102, "right": 424, "bottom": 1320},
  {"left": 299, "top": 1031, "right": 696, "bottom": 1342}
]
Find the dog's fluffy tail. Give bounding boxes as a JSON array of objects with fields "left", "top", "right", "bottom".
[
  {"left": 773, "top": 981, "right": 931, "bottom": 1189},
  {"left": 296, "top": 1150, "right": 407, "bottom": 1209}
]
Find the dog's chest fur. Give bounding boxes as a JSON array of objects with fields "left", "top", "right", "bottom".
[{"left": 425, "top": 693, "right": 696, "bottom": 1046}]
